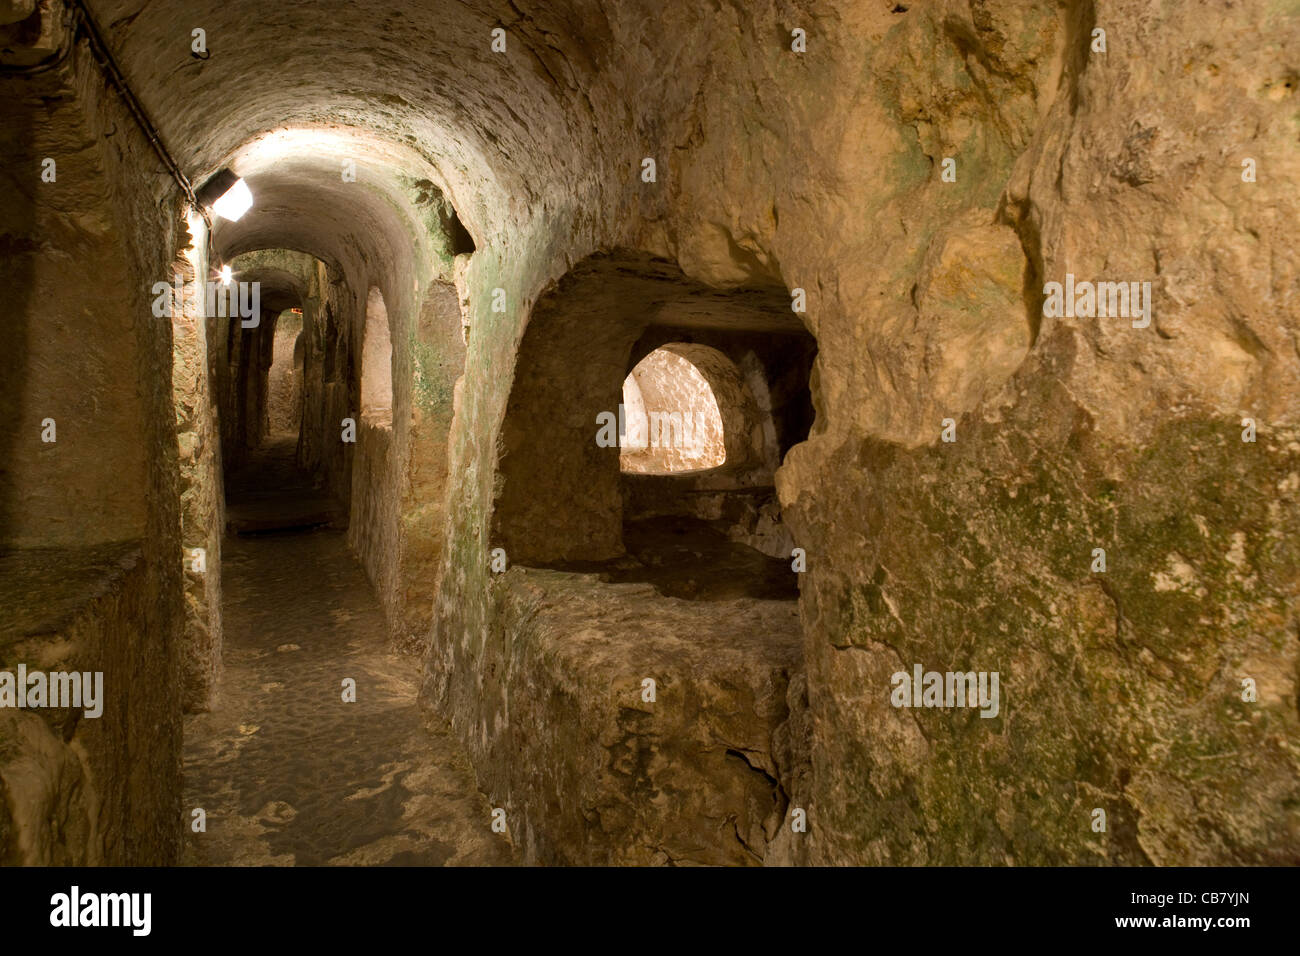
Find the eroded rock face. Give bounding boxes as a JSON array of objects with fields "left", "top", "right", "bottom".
[
  {"left": 771, "top": 0, "right": 1300, "bottom": 865},
  {"left": 0, "top": 544, "right": 179, "bottom": 865}
]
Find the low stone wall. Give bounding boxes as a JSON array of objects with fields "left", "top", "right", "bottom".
[
  {"left": 438, "top": 567, "right": 809, "bottom": 865},
  {"left": 0, "top": 542, "right": 180, "bottom": 864}
]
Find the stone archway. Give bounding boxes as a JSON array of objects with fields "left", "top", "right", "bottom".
[{"left": 360, "top": 287, "right": 393, "bottom": 428}]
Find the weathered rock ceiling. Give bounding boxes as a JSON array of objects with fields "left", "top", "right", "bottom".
[{"left": 89, "top": 0, "right": 619, "bottom": 262}]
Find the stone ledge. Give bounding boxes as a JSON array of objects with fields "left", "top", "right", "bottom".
[
  {"left": 468, "top": 567, "right": 808, "bottom": 865},
  {"left": 0, "top": 539, "right": 157, "bottom": 864},
  {"left": 0, "top": 541, "right": 142, "bottom": 646}
]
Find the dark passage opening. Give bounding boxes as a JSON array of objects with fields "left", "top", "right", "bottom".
[{"left": 216, "top": 253, "right": 345, "bottom": 535}]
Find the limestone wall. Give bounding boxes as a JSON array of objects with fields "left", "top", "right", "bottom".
[
  {"left": 171, "top": 217, "right": 224, "bottom": 713},
  {"left": 0, "top": 28, "right": 185, "bottom": 863}
]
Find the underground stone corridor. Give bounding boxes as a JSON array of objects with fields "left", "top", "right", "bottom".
[
  {"left": 187, "top": 438, "right": 514, "bottom": 865},
  {"left": 1, "top": 0, "right": 1299, "bottom": 896},
  {"left": 183, "top": 521, "right": 514, "bottom": 866}
]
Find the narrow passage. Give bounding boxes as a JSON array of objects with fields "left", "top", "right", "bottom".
[{"left": 183, "top": 455, "right": 513, "bottom": 865}]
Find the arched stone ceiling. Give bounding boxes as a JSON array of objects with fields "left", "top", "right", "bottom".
[
  {"left": 227, "top": 264, "right": 306, "bottom": 314},
  {"left": 211, "top": 129, "right": 441, "bottom": 278},
  {"left": 87, "top": 0, "right": 623, "bottom": 246}
]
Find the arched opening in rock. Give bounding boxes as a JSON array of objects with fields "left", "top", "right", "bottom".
[
  {"left": 360, "top": 287, "right": 394, "bottom": 429},
  {"left": 620, "top": 346, "right": 728, "bottom": 474},
  {"left": 493, "top": 252, "right": 817, "bottom": 601},
  {"left": 618, "top": 329, "right": 815, "bottom": 603},
  {"left": 267, "top": 310, "right": 304, "bottom": 439},
  {"left": 215, "top": 250, "right": 346, "bottom": 535},
  {"left": 483, "top": 251, "right": 818, "bottom": 863},
  {"left": 213, "top": 256, "right": 308, "bottom": 463}
]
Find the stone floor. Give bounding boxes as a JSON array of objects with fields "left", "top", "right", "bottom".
[
  {"left": 223, "top": 434, "right": 346, "bottom": 534},
  {"left": 182, "top": 518, "right": 515, "bottom": 865}
]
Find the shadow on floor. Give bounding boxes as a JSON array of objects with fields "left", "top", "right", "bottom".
[
  {"left": 224, "top": 434, "right": 345, "bottom": 535},
  {"left": 542, "top": 516, "right": 800, "bottom": 601}
]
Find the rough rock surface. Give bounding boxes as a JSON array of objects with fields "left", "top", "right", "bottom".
[
  {"left": 2, "top": 28, "right": 185, "bottom": 863},
  {"left": 0, "top": 544, "right": 175, "bottom": 864},
  {"left": 172, "top": 219, "right": 225, "bottom": 712},
  {"left": 451, "top": 567, "right": 806, "bottom": 865}
]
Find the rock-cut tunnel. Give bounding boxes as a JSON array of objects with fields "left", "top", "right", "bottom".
[{"left": 0, "top": 0, "right": 1298, "bottom": 870}]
